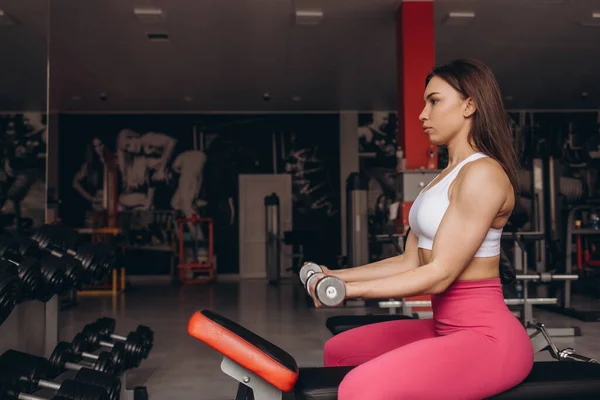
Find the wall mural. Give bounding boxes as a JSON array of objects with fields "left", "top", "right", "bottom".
[
  {"left": 59, "top": 114, "right": 341, "bottom": 274},
  {"left": 0, "top": 112, "right": 47, "bottom": 232}
]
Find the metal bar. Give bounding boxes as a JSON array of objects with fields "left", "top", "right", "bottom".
[
  {"left": 516, "top": 274, "right": 579, "bottom": 281},
  {"left": 379, "top": 297, "right": 558, "bottom": 309}
]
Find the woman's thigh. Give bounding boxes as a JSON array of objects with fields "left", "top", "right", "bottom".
[
  {"left": 337, "top": 329, "right": 534, "bottom": 400},
  {"left": 323, "top": 318, "right": 436, "bottom": 367}
]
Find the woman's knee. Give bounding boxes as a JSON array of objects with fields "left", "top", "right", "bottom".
[{"left": 323, "top": 335, "right": 345, "bottom": 367}]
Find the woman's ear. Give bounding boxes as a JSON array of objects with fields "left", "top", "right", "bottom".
[{"left": 463, "top": 97, "right": 476, "bottom": 118}]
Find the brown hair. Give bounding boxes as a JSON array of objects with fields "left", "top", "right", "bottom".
[{"left": 426, "top": 59, "right": 520, "bottom": 198}]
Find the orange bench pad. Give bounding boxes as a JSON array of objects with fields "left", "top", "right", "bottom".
[{"left": 188, "top": 311, "right": 299, "bottom": 392}]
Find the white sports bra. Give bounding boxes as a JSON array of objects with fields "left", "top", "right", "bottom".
[{"left": 408, "top": 152, "right": 503, "bottom": 257}]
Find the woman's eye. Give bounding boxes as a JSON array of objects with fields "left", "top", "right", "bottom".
[{"left": 430, "top": 99, "right": 438, "bottom": 105}]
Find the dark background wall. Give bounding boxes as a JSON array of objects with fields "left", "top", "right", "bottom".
[{"left": 58, "top": 113, "right": 341, "bottom": 274}]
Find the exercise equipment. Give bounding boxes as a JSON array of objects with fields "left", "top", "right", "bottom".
[
  {"left": 265, "top": 193, "right": 281, "bottom": 285},
  {"left": 0, "top": 380, "right": 108, "bottom": 400},
  {"left": 86, "top": 317, "right": 153, "bottom": 359},
  {"left": 554, "top": 202, "right": 600, "bottom": 321},
  {"left": 0, "top": 383, "right": 78, "bottom": 400},
  {"left": 30, "top": 225, "right": 114, "bottom": 285},
  {"left": 188, "top": 309, "right": 600, "bottom": 400},
  {"left": 79, "top": 326, "right": 143, "bottom": 370},
  {"left": 9, "top": 235, "right": 85, "bottom": 290},
  {"left": 299, "top": 263, "right": 346, "bottom": 307},
  {"left": 346, "top": 173, "right": 369, "bottom": 269},
  {"left": 0, "top": 365, "right": 109, "bottom": 400},
  {"left": 0, "top": 264, "right": 20, "bottom": 324},
  {"left": 0, "top": 350, "right": 120, "bottom": 400},
  {"left": 51, "top": 337, "right": 125, "bottom": 375},
  {"left": 0, "top": 237, "right": 66, "bottom": 302}
]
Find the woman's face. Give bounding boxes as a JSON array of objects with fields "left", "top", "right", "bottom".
[
  {"left": 92, "top": 138, "right": 105, "bottom": 156},
  {"left": 419, "top": 76, "right": 473, "bottom": 146},
  {"left": 122, "top": 136, "right": 140, "bottom": 153}
]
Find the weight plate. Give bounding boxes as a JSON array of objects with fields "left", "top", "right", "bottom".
[
  {"left": 299, "top": 262, "right": 322, "bottom": 286},
  {"left": 315, "top": 276, "right": 346, "bottom": 307},
  {"left": 74, "top": 368, "right": 121, "bottom": 400}
]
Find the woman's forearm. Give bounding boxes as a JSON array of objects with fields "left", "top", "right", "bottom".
[
  {"left": 332, "top": 255, "right": 417, "bottom": 283},
  {"left": 345, "top": 263, "right": 447, "bottom": 299}
]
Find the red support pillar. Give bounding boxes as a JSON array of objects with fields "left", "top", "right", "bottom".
[
  {"left": 396, "top": 0, "right": 436, "bottom": 170},
  {"left": 396, "top": 0, "right": 436, "bottom": 314},
  {"left": 396, "top": 0, "right": 437, "bottom": 232}
]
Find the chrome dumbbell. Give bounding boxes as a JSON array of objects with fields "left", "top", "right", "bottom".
[
  {"left": 300, "top": 263, "right": 345, "bottom": 307},
  {"left": 299, "top": 262, "right": 323, "bottom": 286}
]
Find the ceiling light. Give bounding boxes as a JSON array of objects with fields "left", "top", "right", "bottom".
[
  {"left": 444, "top": 11, "right": 475, "bottom": 26},
  {"left": 593, "top": 12, "right": 600, "bottom": 19},
  {"left": 295, "top": 9, "right": 324, "bottom": 25},
  {"left": 449, "top": 11, "right": 475, "bottom": 18},
  {"left": 134, "top": 7, "right": 165, "bottom": 23}
]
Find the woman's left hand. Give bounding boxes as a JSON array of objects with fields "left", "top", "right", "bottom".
[{"left": 307, "top": 273, "right": 326, "bottom": 308}]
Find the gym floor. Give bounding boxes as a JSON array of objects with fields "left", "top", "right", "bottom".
[{"left": 60, "top": 279, "right": 600, "bottom": 399}]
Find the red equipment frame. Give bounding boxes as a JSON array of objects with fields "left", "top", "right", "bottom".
[{"left": 177, "top": 215, "right": 215, "bottom": 284}]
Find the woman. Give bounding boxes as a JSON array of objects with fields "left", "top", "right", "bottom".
[
  {"left": 309, "top": 59, "right": 533, "bottom": 399},
  {"left": 116, "top": 129, "right": 207, "bottom": 236},
  {"left": 72, "top": 136, "right": 107, "bottom": 212}
]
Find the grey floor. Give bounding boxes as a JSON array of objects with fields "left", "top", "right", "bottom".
[{"left": 59, "top": 279, "right": 600, "bottom": 400}]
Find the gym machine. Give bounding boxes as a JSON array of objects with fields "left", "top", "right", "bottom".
[
  {"left": 265, "top": 193, "right": 281, "bottom": 284},
  {"left": 188, "top": 309, "right": 600, "bottom": 400},
  {"left": 346, "top": 173, "right": 369, "bottom": 269}
]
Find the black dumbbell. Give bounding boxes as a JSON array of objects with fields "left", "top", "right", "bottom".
[
  {"left": 80, "top": 324, "right": 144, "bottom": 369},
  {"left": 0, "top": 383, "right": 74, "bottom": 400},
  {"left": 11, "top": 235, "right": 85, "bottom": 290},
  {"left": 0, "top": 236, "right": 66, "bottom": 302},
  {"left": 94, "top": 317, "right": 153, "bottom": 359},
  {"left": 51, "top": 336, "right": 126, "bottom": 376},
  {"left": 0, "top": 363, "right": 110, "bottom": 400},
  {"left": 0, "top": 350, "right": 120, "bottom": 400},
  {"left": 0, "top": 264, "right": 20, "bottom": 325},
  {"left": 299, "top": 262, "right": 346, "bottom": 307},
  {"left": 2, "top": 347, "right": 115, "bottom": 380},
  {"left": 31, "top": 225, "right": 114, "bottom": 285}
]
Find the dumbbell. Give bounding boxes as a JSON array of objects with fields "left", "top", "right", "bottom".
[
  {"left": 51, "top": 336, "right": 126, "bottom": 376},
  {"left": 0, "top": 351, "right": 120, "bottom": 400},
  {"left": 0, "top": 264, "right": 20, "bottom": 325},
  {"left": 2, "top": 347, "right": 115, "bottom": 382},
  {"left": 31, "top": 225, "right": 114, "bottom": 285},
  {"left": 0, "top": 374, "right": 109, "bottom": 400},
  {"left": 0, "top": 383, "right": 74, "bottom": 400},
  {"left": 299, "top": 262, "right": 323, "bottom": 286},
  {"left": 93, "top": 317, "right": 153, "bottom": 359},
  {"left": 11, "top": 234, "right": 85, "bottom": 290},
  {"left": 299, "top": 263, "right": 346, "bottom": 307},
  {"left": 0, "top": 236, "right": 66, "bottom": 302},
  {"left": 80, "top": 324, "right": 145, "bottom": 369}
]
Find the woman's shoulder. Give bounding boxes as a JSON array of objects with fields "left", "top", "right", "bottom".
[{"left": 453, "top": 157, "right": 512, "bottom": 201}]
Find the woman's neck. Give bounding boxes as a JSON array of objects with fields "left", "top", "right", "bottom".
[{"left": 445, "top": 139, "right": 478, "bottom": 167}]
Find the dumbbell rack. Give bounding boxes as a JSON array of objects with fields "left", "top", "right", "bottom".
[
  {"left": 0, "top": 223, "right": 147, "bottom": 400},
  {"left": 0, "top": 298, "right": 145, "bottom": 400}
]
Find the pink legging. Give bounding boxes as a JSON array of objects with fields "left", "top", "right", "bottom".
[{"left": 324, "top": 278, "right": 534, "bottom": 400}]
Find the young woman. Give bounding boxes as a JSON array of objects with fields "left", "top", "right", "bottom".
[{"left": 309, "top": 59, "right": 533, "bottom": 399}]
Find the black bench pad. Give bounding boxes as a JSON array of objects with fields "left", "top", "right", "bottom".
[{"left": 289, "top": 362, "right": 600, "bottom": 400}]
